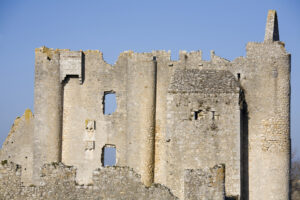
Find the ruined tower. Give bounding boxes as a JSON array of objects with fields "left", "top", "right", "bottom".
[
  {"left": 246, "top": 10, "right": 290, "bottom": 200},
  {"left": 0, "top": 10, "right": 290, "bottom": 200}
]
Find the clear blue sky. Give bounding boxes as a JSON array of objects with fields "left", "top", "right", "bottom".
[{"left": 0, "top": 0, "right": 299, "bottom": 154}]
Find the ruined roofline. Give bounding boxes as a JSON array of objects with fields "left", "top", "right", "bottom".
[
  {"left": 168, "top": 69, "right": 240, "bottom": 94},
  {"left": 36, "top": 9, "right": 287, "bottom": 66},
  {"left": 265, "top": 10, "right": 280, "bottom": 42},
  {"left": 36, "top": 44, "right": 288, "bottom": 71},
  {"left": 0, "top": 109, "right": 33, "bottom": 148},
  {"left": 36, "top": 46, "right": 238, "bottom": 66}
]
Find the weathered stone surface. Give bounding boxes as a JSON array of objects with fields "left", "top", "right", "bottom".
[
  {"left": 0, "top": 10, "right": 291, "bottom": 200},
  {"left": 165, "top": 91, "right": 241, "bottom": 198},
  {"left": 0, "top": 109, "right": 33, "bottom": 185},
  {"left": 265, "top": 10, "right": 279, "bottom": 42},
  {"left": 0, "top": 161, "right": 178, "bottom": 200},
  {"left": 60, "top": 50, "right": 83, "bottom": 83},
  {"left": 169, "top": 69, "right": 239, "bottom": 94},
  {"left": 184, "top": 164, "right": 225, "bottom": 200}
]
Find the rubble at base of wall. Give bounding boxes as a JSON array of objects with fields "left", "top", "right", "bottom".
[{"left": 0, "top": 161, "right": 178, "bottom": 200}]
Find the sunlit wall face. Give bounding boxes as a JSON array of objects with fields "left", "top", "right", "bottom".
[{"left": 0, "top": 0, "right": 299, "bottom": 157}]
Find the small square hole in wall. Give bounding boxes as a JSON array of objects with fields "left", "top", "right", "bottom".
[
  {"left": 194, "top": 110, "right": 203, "bottom": 120},
  {"left": 103, "top": 92, "right": 117, "bottom": 115},
  {"left": 102, "top": 145, "right": 116, "bottom": 166}
]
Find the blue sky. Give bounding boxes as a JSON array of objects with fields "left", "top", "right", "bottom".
[{"left": 0, "top": 0, "right": 299, "bottom": 155}]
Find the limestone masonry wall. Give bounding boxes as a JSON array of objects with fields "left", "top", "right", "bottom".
[
  {"left": 0, "top": 10, "right": 291, "bottom": 200},
  {"left": 0, "top": 109, "right": 34, "bottom": 186},
  {"left": 184, "top": 164, "right": 225, "bottom": 200},
  {"left": 0, "top": 161, "right": 177, "bottom": 200}
]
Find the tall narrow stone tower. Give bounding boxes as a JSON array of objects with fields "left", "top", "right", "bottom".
[
  {"left": 33, "top": 49, "right": 63, "bottom": 183},
  {"left": 245, "top": 10, "right": 291, "bottom": 200}
]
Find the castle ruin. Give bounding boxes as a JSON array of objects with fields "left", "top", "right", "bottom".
[{"left": 0, "top": 10, "right": 291, "bottom": 200}]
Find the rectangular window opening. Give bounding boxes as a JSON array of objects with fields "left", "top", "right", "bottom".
[
  {"left": 102, "top": 145, "right": 116, "bottom": 167},
  {"left": 194, "top": 110, "right": 203, "bottom": 120},
  {"left": 212, "top": 111, "right": 215, "bottom": 120},
  {"left": 103, "top": 91, "right": 117, "bottom": 115}
]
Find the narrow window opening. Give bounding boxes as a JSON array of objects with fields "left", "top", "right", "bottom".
[
  {"left": 194, "top": 110, "right": 203, "bottom": 120},
  {"left": 101, "top": 145, "right": 116, "bottom": 167},
  {"left": 211, "top": 111, "right": 220, "bottom": 120},
  {"left": 237, "top": 73, "right": 241, "bottom": 80},
  {"left": 103, "top": 91, "right": 117, "bottom": 115},
  {"left": 212, "top": 111, "right": 215, "bottom": 120}
]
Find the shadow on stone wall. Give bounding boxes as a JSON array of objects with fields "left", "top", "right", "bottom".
[{"left": 240, "top": 90, "right": 249, "bottom": 200}]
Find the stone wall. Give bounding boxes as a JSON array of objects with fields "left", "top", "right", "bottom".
[
  {"left": 0, "top": 161, "right": 178, "bottom": 200},
  {"left": 163, "top": 69, "right": 241, "bottom": 199},
  {"left": 184, "top": 164, "right": 225, "bottom": 200},
  {"left": 33, "top": 47, "right": 62, "bottom": 184},
  {"left": 0, "top": 109, "right": 34, "bottom": 185},
  {"left": 60, "top": 49, "right": 172, "bottom": 186},
  {"left": 241, "top": 41, "right": 291, "bottom": 200}
]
